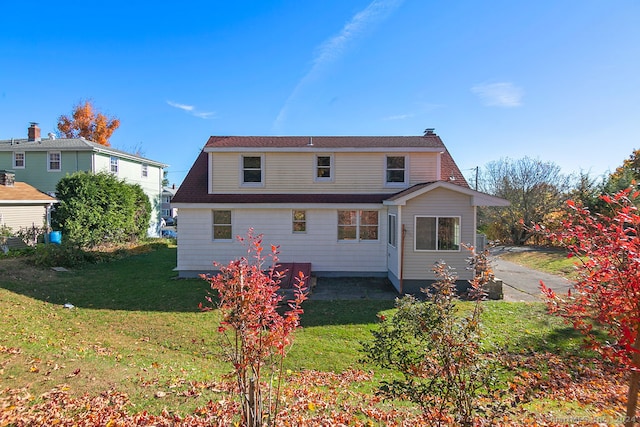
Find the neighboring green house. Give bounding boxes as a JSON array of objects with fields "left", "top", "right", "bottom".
[{"left": 0, "top": 123, "right": 168, "bottom": 236}]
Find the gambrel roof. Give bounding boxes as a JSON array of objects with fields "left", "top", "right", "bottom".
[{"left": 173, "top": 135, "right": 470, "bottom": 205}]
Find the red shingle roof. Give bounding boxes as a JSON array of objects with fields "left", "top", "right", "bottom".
[{"left": 205, "top": 135, "right": 446, "bottom": 149}]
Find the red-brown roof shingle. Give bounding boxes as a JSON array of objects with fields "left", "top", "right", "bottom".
[{"left": 173, "top": 135, "right": 469, "bottom": 204}]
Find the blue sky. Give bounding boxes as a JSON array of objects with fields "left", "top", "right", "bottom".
[{"left": 1, "top": 0, "right": 638, "bottom": 187}]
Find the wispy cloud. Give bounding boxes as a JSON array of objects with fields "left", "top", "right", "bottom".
[
  {"left": 273, "top": 0, "right": 404, "bottom": 131},
  {"left": 167, "top": 100, "right": 216, "bottom": 119},
  {"left": 383, "top": 113, "right": 415, "bottom": 121},
  {"left": 471, "top": 82, "right": 524, "bottom": 107}
]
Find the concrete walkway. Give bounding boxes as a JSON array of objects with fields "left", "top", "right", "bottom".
[{"left": 491, "top": 247, "right": 574, "bottom": 302}]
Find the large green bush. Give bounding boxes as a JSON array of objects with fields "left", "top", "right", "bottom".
[{"left": 52, "top": 172, "right": 151, "bottom": 248}]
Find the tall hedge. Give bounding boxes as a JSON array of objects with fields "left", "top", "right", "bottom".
[{"left": 52, "top": 171, "right": 151, "bottom": 247}]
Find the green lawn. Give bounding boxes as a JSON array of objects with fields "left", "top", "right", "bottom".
[{"left": 0, "top": 242, "right": 625, "bottom": 423}]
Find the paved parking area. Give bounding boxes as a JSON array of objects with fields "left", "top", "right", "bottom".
[{"left": 304, "top": 247, "right": 574, "bottom": 302}]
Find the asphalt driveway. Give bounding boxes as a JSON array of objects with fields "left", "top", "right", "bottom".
[
  {"left": 491, "top": 246, "right": 574, "bottom": 302},
  {"left": 306, "top": 246, "right": 575, "bottom": 302}
]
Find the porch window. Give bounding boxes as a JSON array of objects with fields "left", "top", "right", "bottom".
[
  {"left": 315, "top": 155, "right": 332, "bottom": 181},
  {"left": 13, "top": 152, "right": 25, "bottom": 168},
  {"left": 242, "top": 155, "right": 263, "bottom": 185},
  {"left": 386, "top": 156, "right": 406, "bottom": 184},
  {"left": 414, "top": 216, "right": 460, "bottom": 251},
  {"left": 338, "top": 210, "right": 378, "bottom": 241},
  {"left": 388, "top": 214, "right": 397, "bottom": 247},
  {"left": 292, "top": 210, "right": 306, "bottom": 233},
  {"left": 48, "top": 152, "right": 61, "bottom": 171},
  {"left": 213, "top": 210, "right": 232, "bottom": 240}
]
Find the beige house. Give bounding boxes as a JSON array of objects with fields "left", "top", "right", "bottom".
[
  {"left": 0, "top": 170, "right": 56, "bottom": 246},
  {"left": 172, "top": 132, "right": 508, "bottom": 293}
]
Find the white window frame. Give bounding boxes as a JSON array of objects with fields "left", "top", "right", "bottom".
[
  {"left": 13, "top": 152, "right": 25, "bottom": 169},
  {"left": 414, "top": 215, "right": 461, "bottom": 252},
  {"left": 385, "top": 155, "right": 407, "bottom": 186},
  {"left": 110, "top": 156, "right": 119, "bottom": 174},
  {"left": 48, "top": 151, "right": 61, "bottom": 172},
  {"left": 240, "top": 154, "right": 264, "bottom": 186},
  {"left": 337, "top": 210, "right": 379, "bottom": 242},
  {"left": 314, "top": 154, "right": 333, "bottom": 182},
  {"left": 141, "top": 163, "right": 148, "bottom": 178},
  {"left": 212, "top": 210, "right": 232, "bottom": 241},
  {"left": 292, "top": 210, "right": 306, "bottom": 233},
  {"left": 388, "top": 214, "right": 397, "bottom": 248}
]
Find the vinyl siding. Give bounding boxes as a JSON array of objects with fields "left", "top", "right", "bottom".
[
  {"left": 400, "top": 187, "right": 475, "bottom": 281},
  {"left": 0, "top": 204, "right": 49, "bottom": 230},
  {"left": 409, "top": 152, "right": 440, "bottom": 184},
  {"left": 176, "top": 207, "right": 388, "bottom": 274},
  {"left": 210, "top": 152, "right": 440, "bottom": 194}
]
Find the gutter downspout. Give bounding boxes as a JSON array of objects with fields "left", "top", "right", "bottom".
[{"left": 399, "top": 224, "right": 406, "bottom": 294}]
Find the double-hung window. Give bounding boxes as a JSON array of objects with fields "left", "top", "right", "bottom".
[
  {"left": 213, "top": 210, "right": 232, "bottom": 240},
  {"left": 292, "top": 210, "right": 306, "bottom": 233},
  {"left": 315, "top": 155, "right": 332, "bottom": 181},
  {"left": 242, "top": 155, "right": 263, "bottom": 185},
  {"left": 386, "top": 156, "right": 406, "bottom": 185},
  {"left": 338, "top": 210, "right": 379, "bottom": 241},
  {"left": 414, "top": 216, "right": 460, "bottom": 251},
  {"left": 13, "top": 152, "right": 25, "bottom": 168},
  {"left": 110, "top": 156, "right": 119, "bottom": 174},
  {"left": 48, "top": 152, "right": 61, "bottom": 171},
  {"left": 141, "top": 164, "right": 148, "bottom": 177}
]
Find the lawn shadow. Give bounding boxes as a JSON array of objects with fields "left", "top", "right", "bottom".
[
  {"left": 0, "top": 244, "right": 213, "bottom": 313},
  {"left": 510, "top": 325, "right": 604, "bottom": 356}
]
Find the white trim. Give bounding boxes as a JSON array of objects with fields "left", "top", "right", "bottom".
[
  {"left": 383, "top": 181, "right": 510, "bottom": 207},
  {"left": 239, "top": 154, "right": 265, "bottom": 187},
  {"left": 47, "top": 151, "right": 61, "bottom": 172},
  {"left": 0, "top": 200, "right": 57, "bottom": 205},
  {"left": 314, "top": 154, "right": 334, "bottom": 182},
  {"left": 292, "top": 209, "right": 307, "bottom": 234},
  {"left": 414, "top": 215, "right": 461, "bottom": 252},
  {"left": 337, "top": 209, "right": 380, "bottom": 243},
  {"left": 13, "top": 151, "right": 25, "bottom": 169},
  {"left": 388, "top": 213, "right": 397, "bottom": 248},
  {"left": 110, "top": 156, "right": 119, "bottom": 174},
  {"left": 212, "top": 209, "right": 233, "bottom": 241},
  {"left": 384, "top": 154, "right": 408, "bottom": 187}
]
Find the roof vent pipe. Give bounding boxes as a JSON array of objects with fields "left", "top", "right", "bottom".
[{"left": 307, "top": 137, "right": 314, "bottom": 146}]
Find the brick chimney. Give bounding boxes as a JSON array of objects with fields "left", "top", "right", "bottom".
[
  {"left": 28, "top": 122, "right": 41, "bottom": 142},
  {"left": 0, "top": 170, "right": 15, "bottom": 187}
]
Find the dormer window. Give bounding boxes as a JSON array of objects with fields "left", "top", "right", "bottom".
[
  {"left": 241, "top": 155, "right": 264, "bottom": 185},
  {"left": 386, "top": 156, "right": 406, "bottom": 185},
  {"left": 315, "top": 155, "right": 333, "bottom": 181}
]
